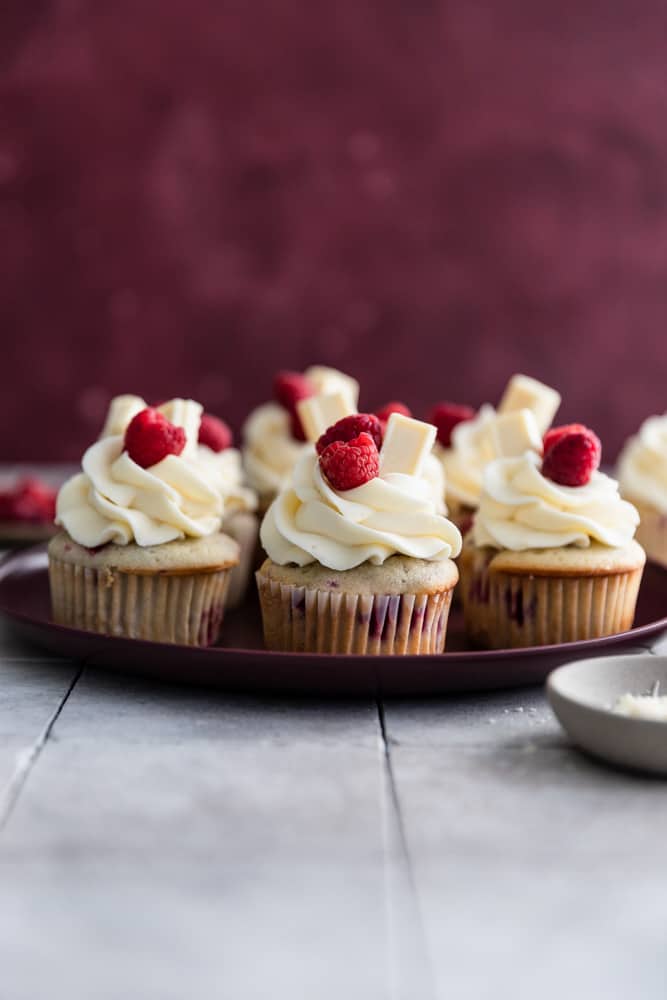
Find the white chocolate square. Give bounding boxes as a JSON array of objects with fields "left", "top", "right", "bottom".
[
  {"left": 498, "top": 374, "right": 561, "bottom": 434},
  {"left": 380, "top": 413, "right": 436, "bottom": 477},
  {"left": 304, "top": 366, "right": 360, "bottom": 409},
  {"left": 491, "top": 410, "right": 543, "bottom": 457},
  {"left": 100, "top": 395, "right": 147, "bottom": 439},
  {"left": 296, "top": 391, "right": 356, "bottom": 443}
]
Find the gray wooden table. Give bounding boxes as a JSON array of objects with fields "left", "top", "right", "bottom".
[{"left": 1, "top": 474, "right": 667, "bottom": 998}]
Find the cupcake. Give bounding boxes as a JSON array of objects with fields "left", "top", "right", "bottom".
[
  {"left": 617, "top": 413, "right": 667, "bottom": 569},
  {"left": 49, "top": 398, "right": 239, "bottom": 645},
  {"left": 242, "top": 365, "right": 359, "bottom": 513},
  {"left": 257, "top": 406, "right": 462, "bottom": 655},
  {"left": 429, "top": 374, "right": 561, "bottom": 534},
  {"left": 460, "top": 413, "right": 645, "bottom": 648},
  {"left": 100, "top": 398, "right": 259, "bottom": 609}
]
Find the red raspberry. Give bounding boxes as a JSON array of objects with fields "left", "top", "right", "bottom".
[
  {"left": 124, "top": 407, "right": 186, "bottom": 468},
  {"left": 542, "top": 426, "right": 601, "bottom": 487},
  {"left": 374, "top": 401, "right": 412, "bottom": 423},
  {"left": 319, "top": 432, "right": 380, "bottom": 491},
  {"left": 316, "top": 413, "right": 384, "bottom": 455},
  {"left": 198, "top": 413, "right": 233, "bottom": 452},
  {"left": 0, "top": 478, "right": 56, "bottom": 522},
  {"left": 543, "top": 423, "right": 589, "bottom": 456},
  {"left": 273, "top": 371, "right": 315, "bottom": 440},
  {"left": 273, "top": 371, "right": 315, "bottom": 412},
  {"left": 427, "top": 402, "right": 476, "bottom": 447}
]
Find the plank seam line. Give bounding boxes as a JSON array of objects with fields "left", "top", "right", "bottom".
[
  {"left": 0, "top": 664, "right": 83, "bottom": 833},
  {"left": 377, "top": 698, "right": 437, "bottom": 1000}
]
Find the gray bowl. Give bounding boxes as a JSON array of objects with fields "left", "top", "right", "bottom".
[{"left": 547, "top": 655, "right": 667, "bottom": 775}]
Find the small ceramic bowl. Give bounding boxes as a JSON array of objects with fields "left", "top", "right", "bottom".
[{"left": 547, "top": 655, "right": 667, "bottom": 775}]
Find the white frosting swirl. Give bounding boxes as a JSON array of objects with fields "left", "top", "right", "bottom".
[
  {"left": 242, "top": 367, "right": 359, "bottom": 498},
  {"left": 438, "top": 404, "right": 497, "bottom": 508},
  {"left": 618, "top": 414, "right": 667, "bottom": 514},
  {"left": 197, "top": 445, "right": 257, "bottom": 516},
  {"left": 242, "top": 403, "right": 307, "bottom": 497},
  {"left": 57, "top": 399, "right": 223, "bottom": 547},
  {"left": 261, "top": 449, "right": 462, "bottom": 571},
  {"left": 473, "top": 452, "right": 639, "bottom": 551}
]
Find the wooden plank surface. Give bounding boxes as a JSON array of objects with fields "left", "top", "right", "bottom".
[
  {"left": 0, "top": 665, "right": 421, "bottom": 1000},
  {"left": 383, "top": 659, "right": 667, "bottom": 1000}
]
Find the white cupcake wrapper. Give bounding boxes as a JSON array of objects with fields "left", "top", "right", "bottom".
[
  {"left": 460, "top": 547, "right": 643, "bottom": 648},
  {"left": 49, "top": 558, "right": 232, "bottom": 646},
  {"left": 256, "top": 574, "right": 454, "bottom": 655}
]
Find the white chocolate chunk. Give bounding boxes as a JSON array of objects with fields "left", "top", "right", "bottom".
[
  {"left": 491, "top": 409, "right": 543, "bottom": 457},
  {"left": 158, "top": 398, "right": 203, "bottom": 456},
  {"left": 304, "top": 366, "right": 360, "bottom": 409},
  {"left": 100, "top": 395, "right": 147, "bottom": 439},
  {"left": 297, "top": 391, "right": 356, "bottom": 443},
  {"left": 498, "top": 374, "right": 561, "bottom": 434},
  {"left": 380, "top": 414, "right": 436, "bottom": 477}
]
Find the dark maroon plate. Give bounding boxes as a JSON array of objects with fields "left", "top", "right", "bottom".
[{"left": 1, "top": 545, "right": 666, "bottom": 696}]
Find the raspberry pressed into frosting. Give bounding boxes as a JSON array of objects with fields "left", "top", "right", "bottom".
[
  {"left": 57, "top": 398, "right": 224, "bottom": 547},
  {"left": 260, "top": 448, "right": 462, "bottom": 572},
  {"left": 473, "top": 451, "right": 639, "bottom": 552}
]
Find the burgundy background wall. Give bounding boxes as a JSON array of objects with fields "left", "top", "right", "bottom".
[{"left": 2, "top": 0, "right": 666, "bottom": 462}]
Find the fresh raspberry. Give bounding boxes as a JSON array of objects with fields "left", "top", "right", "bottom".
[
  {"left": 273, "top": 371, "right": 315, "bottom": 412},
  {"left": 319, "top": 432, "right": 380, "bottom": 491},
  {"left": 316, "top": 413, "right": 384, "bottom": 455},
  {"left": 198, "top": 413, "right": 233, "bottom": 452},
  {"left": 273, "top": 370, "right": 315, "bottom": 441},
  {"left": 428, "top": 402, "right": 476, "bottom": 447},
  {"left": 543, "top": 423, "right": 589, "bottom": 456},
  {"left": 124, "top": 407, "right": 186, "bottom": 468},
  {"left": 374, "top": 401, "right": 412, "bottom": 423},
  {"left": 0, "top": 478, "right": 56, "bottom": 522},
  {"left": 542, "top": 426, "right": 601, "bottom": 487}
]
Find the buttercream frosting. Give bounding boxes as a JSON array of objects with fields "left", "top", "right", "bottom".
[
  {"left": 261, "top": 449, "right": 461, "bottom": 571},
  {"left": 618, "top": 413, "right": 667, "bottom": 515},
  {"left": 473, "top": 451, "right": 639, "bottom": 551},
  {"left": 57, "top": 399, "right": 223, "bottom": 547}
]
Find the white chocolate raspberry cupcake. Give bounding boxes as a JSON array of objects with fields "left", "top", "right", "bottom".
[
  {"left": 460, "top": 416, "right": 645, "bottom": 649},
  {"left": 49, "top": 398, "right": 239, "bottom": 645},
  {"left": 618, "top": 413, "right": 667, "bottom": 569},
  {"left": 257, "top": 406, "right": 462, "bottom": 655},
  {"left": 429, "top": 374, "right": 561, "bottom": 535},
  {"left": 100, "top": 399, "right": 258, "bottom": 609},
  {"left": 242, "top": 365, "right": 359, "bottom": 513}
]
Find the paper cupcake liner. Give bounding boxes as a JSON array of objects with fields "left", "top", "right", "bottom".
[
  {"left": 256, "top": 574, "right": 454, "bottom": 655},
  {"left": 49, "top": 557, "right": 232, "bottom": 646},
  {"left": 460, "top": 548, "right": 643, "bottom": 648},
  {"left": 222, "top": 511, "right": 260, "bottom": 610}
]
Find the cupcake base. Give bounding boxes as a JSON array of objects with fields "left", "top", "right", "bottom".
[
  {"left": 222, "top": 511, "right": 260, "bottom": 610},
  {"left": 48, "top": 532, "right": 239, "bottom": 646},
  {"left": 459, "top": 538, "right": 645, "bottom": 648},
  {"left": 256, "top": 556, "right": 458, "bottom": 655}
]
